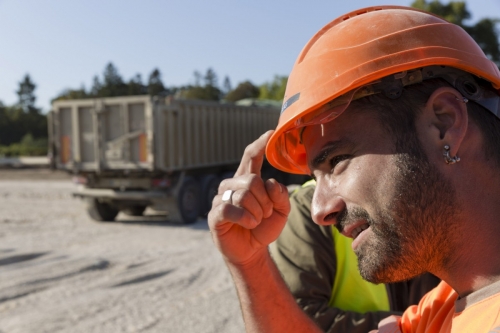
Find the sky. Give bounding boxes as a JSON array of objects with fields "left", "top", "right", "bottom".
[{"left": 0, "top": 0, "right": 499, "bottom": 112}]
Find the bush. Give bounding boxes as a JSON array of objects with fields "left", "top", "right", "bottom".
[{"left": 0, "top": 134, "right": 48, "bottom": 156}]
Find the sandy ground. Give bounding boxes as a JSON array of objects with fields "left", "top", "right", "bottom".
[{"left": 0, "top": 170, "right": 245, "bottom": 333}]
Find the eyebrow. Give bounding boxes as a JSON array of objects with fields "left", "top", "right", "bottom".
[{"left": 310, "top": 139, "right": 354, "bottom": 170}]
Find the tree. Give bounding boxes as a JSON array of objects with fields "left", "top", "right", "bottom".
[
  {"left": 259, "top": 75, "right": 288, "bottom": 101},
  {"left": 147, "top": 68, "right": 167, "bottom": 96},
  {"left": 225, "top": 81, "right": 260, "bottom": 102},
  {"left": 90, "top": 75, "right": 102, "bottom": 97},
  {"left": 128, "top": 73, "right": 147, "bottom": 95},
  {"left": 411, "top": 0, "right": 500, "bottom": 66},
  {"left": 180, "top": 68, "right": 222, "bottom": 101},
  {"left": 222, "top": 76, "right": 232, "bottom": 96},
  {"left": 466, "top": 18, "right": 500, "bottom": 65},
  {"left": 204, "top": 68, "right": 218, "bottom": 88},
  {"left": 16, "top": 74, "right": 38, "bottom": 114},
  {"left": 103, "top": 62, "right": 123, "bottom": 86},
  {"left": 52, "top": 87, "right": 88, "bottom": 101},
  {"left": 193, "top": 70, "right": 202, "bottom": 86},
  {"left": 98, "top": 62, "right": 128, "bottom": 97}
]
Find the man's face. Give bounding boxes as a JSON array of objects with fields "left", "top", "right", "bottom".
[{"left": 302, "top": 104, "right": 459, "bottom": 283}]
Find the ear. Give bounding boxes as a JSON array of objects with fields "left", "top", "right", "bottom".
[{"left": 420, "top": 87, "right": 468, "bottom": 157}]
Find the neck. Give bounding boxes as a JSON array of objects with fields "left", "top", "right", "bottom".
[{"left": 434, "top": 170, "right": 500, "bottom": 298}]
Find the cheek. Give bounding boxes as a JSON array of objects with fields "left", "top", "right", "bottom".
[{"left": 342, "top": 155, "right": 397, "bottom": 207}]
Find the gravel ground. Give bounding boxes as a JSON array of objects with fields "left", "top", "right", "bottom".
[{"left": 0, "top": 170, "right": 245, "bottom": 333}]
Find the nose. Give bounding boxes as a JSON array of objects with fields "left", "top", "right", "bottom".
[{"left": 311, "top": 181, "right": 346, "bottom": 226}]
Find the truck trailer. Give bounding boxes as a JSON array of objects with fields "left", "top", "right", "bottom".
[{"left": 48, "top": 95, "right": 296, "bottom": 224}]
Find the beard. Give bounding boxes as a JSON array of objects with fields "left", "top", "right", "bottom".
[{"left": 338, "top": 138, "right": 460, "bottom": 284}]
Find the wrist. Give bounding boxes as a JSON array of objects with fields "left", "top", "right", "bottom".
[{"left": 225, "top": 247, "right": 271, "bottom": 273}]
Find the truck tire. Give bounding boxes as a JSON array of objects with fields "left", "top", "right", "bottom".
[
  {"left": 86, "top": 198, "right": 119, "bottom": 222},
  {"left": 177, "top": 177, "right": 201, "bottom": 224},
  {"left": 122, "top": 205, "right": 147, "bottom": 217},
  {"left": 199, "top": 174, "right": 220, "bottom": 217}
]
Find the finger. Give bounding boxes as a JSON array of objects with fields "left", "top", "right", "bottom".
[
  {"left": 208, "top": 201, "right": 259, "bottom": 230},
  {"left": 213, "top": 188, "right": 265, "bottom": 223},
  {"left": 235, "top": 130, "right": 274, "bottom": 177},
  {"left": 251, "top": 179, "right": 291, "bottom": 245},
  {"left": 264, "top": 179, "right": 290, "bottom": 216},
  {"left": 218, "top": 175, "right": 273, "bottom": 218}
]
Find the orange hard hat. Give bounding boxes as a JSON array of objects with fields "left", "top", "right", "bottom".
[{"left": 265, "top": 5, "right": 500, "bottom": 175}]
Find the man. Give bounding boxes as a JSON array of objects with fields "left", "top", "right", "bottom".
[
  {"left": 270, "top": 181, "right": 440, "bottom": 332},
  {"left": 208, "top": 5, "right": 500, "bottom": 332}
]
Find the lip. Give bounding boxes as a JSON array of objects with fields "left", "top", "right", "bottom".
[{"left": 341, "top": 220, "right": 369, "bottom": 239}]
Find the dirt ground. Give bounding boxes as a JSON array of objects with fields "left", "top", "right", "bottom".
[{"left": 0, "top": 169, "right": 245, "bottom": 333}]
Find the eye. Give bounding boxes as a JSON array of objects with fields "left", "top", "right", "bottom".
[{"left": 329, "top": 154, "right": 350, "bottom": 172}]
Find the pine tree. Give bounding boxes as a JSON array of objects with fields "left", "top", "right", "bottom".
[
  {"left": 16, "top": 74, "right": 38, "bottom": 114},
  {"left": 222, "top": 76, "right": 232, "bottom": 95},
  {"left": 100, "top": 62, "right": 128, "bottom": 97},
  {"left": 128, "top": 74, "right": 147, "bottom": 95},
  {"left": 147, "top": 68, "right": 167, "bottom": 96},
  {"left": 90, "top": 75, "right": 102, "bottom": 97}
]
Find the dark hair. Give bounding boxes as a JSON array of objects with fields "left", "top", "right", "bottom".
[{"left": 352, "top": 78, "right": 500, "bottom": 166}]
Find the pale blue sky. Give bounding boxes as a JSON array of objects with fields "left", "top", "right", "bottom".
[{"left": 0, "top": 0, "right": 499, "bottom": 111}]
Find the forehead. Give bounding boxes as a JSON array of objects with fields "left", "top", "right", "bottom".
[{"left": 301, "top": 106, "right": 388, "bottom": 167}]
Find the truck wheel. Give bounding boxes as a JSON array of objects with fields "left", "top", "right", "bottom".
[
  {"left": 199, "top": 175, "right": 221, "bottom": 216},
  {"left": 122, "top": 205, "right": 147, "bottom": 217},
  {"left": 86, "top": 198, "right": 119, "bottom": 222},
  {"left": 177, "top": 177, "right": 201, "bottom": 224}
]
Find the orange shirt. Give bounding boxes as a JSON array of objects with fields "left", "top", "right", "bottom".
[{"left": 398, "top": 280, "right": 500, "bottom": 332}]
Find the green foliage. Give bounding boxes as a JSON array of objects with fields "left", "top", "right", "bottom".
[
  {"left": 411, "top": 0, "right": 469, "bottom": 25},
  {"left": 179, "top": 68, "right": 222, "bottom": 101},
  {"left": 53, "top": 64, "right": 171, "bottom": 101},
  {"left": 204, "top": 68, "right": 218, "bottom": 87},
  {"left": 53, "top": 87, "right": 88, "bottom": 101},
  {"left": 0, "top": 134, "right": 48, "bottom": 157},
  {"left": 222, "top": 76, "right": 232, "bottom": 95},
  {"left": 225, "top": 81, "right": 260, "bottom": 102},
  {"left": 17, "top": 74, "right": 37, "bottom": 113},
  {"left": 411, "top": 0, "right": 500, "bottom": 66},
  {"left": 147, "top": 69, "right": 167, "bottom": 96},
  {"left": 128, "top": 74, "right": 147, "bottom": 95},
  {"left": 0, "top": 104, "right": 47, "bottom": 146},
  {"left": 96, "top": 62, "right": 129, "bottom": 97},
  {"left": 464, "top": 18, "right": 500, "bottom": 64},
  {"left": 0, "top": 74, "right": 48, "bottom": 156},
  {"left": 180, "top": 85, "right": 222, "bottom": 101},
  {"left": 259, "top": 75, "right": 288, "bottom": 101}
]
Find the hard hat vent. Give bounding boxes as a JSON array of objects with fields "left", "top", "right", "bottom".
[{"left": 456, "top": 76, "right": 481, "bottom": 100}]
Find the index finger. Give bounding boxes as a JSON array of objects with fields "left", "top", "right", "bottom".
[{"left": 235, "top": 130, "right": 274, "bottom": 177}]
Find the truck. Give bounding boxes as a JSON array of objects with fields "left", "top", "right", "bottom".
[{"left": 48, "top": 95, "right": 301, "bottom": 224}]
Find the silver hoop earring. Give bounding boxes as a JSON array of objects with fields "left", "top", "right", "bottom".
[{"left": 443, "top": 145, "right": 460, "bottom": 164}]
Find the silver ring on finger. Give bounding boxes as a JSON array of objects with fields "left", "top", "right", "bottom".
[{"left": 222, "top": 190, "right": 234, "bottom": 204}]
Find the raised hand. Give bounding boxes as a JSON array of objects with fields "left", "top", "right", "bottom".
[{"left": 208, "top": 130, "right": 291, "bottom": 265}]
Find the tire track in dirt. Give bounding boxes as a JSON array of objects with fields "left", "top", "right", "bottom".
[{"left": 0, "top": 176, "right": 244, "bottom": 333}]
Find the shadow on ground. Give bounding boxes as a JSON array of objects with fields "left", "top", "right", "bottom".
[{"left": 103, "top": 213, "right": 210, "bottom": 231}]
